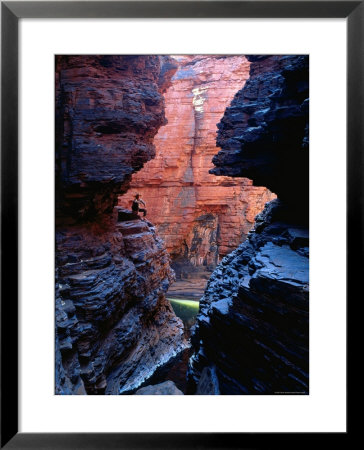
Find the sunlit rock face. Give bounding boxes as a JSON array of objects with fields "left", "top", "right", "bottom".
[
  {"left": 118, "top": 55, "right": 275, "bottom": 271},
  {"left": 188, "top": 55, "right": 309, "bottom": 395},
  {"left": 55, "top": 55, "right": 187, "bottom": 395}
]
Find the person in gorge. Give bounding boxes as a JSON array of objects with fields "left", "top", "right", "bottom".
[{"left": 132, "top": 193, "right": 147, "bottom": 219}]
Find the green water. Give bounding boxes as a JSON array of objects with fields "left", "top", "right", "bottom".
[{"left": 168, "top": 298, "right": 199, "bottom": 328}]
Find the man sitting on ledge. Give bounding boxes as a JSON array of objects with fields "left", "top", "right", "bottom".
[{"left": 132, "top": 193, "right": 147, "bottom": 219}]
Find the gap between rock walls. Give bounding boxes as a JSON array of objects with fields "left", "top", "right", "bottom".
[
  {"left": 118, "top": 55, "right": 276, "bottom": 306},
  {"left": 55, "top": 54, "right": 309, "bottom": 396}
]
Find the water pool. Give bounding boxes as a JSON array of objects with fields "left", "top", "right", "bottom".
[{"left": 168, "top": 297, "right": 200, "bottom": 331}]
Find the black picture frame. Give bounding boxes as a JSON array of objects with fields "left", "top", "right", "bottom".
[{"left": 1, "top": 1, "right": 356, "bottom": 448}]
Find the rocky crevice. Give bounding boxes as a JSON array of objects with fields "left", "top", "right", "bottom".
[
  {"left": 118, "top": 56, "right": 275, "bottom": 275},
  {"left": 55, "top": 55, "right": 187, "bottom": 395}
]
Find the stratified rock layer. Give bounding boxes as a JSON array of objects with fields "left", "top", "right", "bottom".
[
  {"left": 188, "top": 55, "right": 309, "bottom": 395},
  {"left": 56, "top": 55, "right": 177, "bottom": 222},
  {"left": 55, "top": 56, "right": 187, "bottom": 395},
  {"left": 118, "top": 56, "right": 275, "bottom": 270}
]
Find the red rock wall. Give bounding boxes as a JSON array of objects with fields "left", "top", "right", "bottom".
[{"left": 118, "top": 56, "right": 275, "bottom": 266}]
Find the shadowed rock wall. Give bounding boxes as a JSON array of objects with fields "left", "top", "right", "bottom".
[
  {"left": 55, "top": 55, "right": 187, "bottom": 395},
  {"left": 188, "top": 55, "right": 309, "bottom": 395}
]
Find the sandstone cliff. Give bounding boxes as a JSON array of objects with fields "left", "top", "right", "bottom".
[
  {"left": 118, "top": 56, "right": 275, "bottom": 271},
  {"left": 188, "top": 55, "right": 309, "bottom": 395},
  {"left": 55, "top": 55, "right": 187, "bottom": 395}
]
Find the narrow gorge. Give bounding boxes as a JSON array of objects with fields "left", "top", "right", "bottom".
[
  {"left": 118, "top": 55, "right": 275, "bottom": 299},
  {"left": 55, "top": 54, "right": 309, "bottom": 395}
]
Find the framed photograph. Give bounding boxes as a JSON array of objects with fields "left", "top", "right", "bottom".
[{"left": 1, "top": 0, "right": 355, "bottom": 447}]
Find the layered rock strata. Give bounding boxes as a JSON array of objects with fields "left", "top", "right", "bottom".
[
  {"left": 188, "top": 55, "right": 309, "bottom": 395},
  {"left": 118, "top": 56, "right": 275, "bottom": 271},
  {"left": 55, "top": 55, "right": 177, "bottom": 222},
  {"left": 55, "top": 55, "right": 187, "bottom": 395}
]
